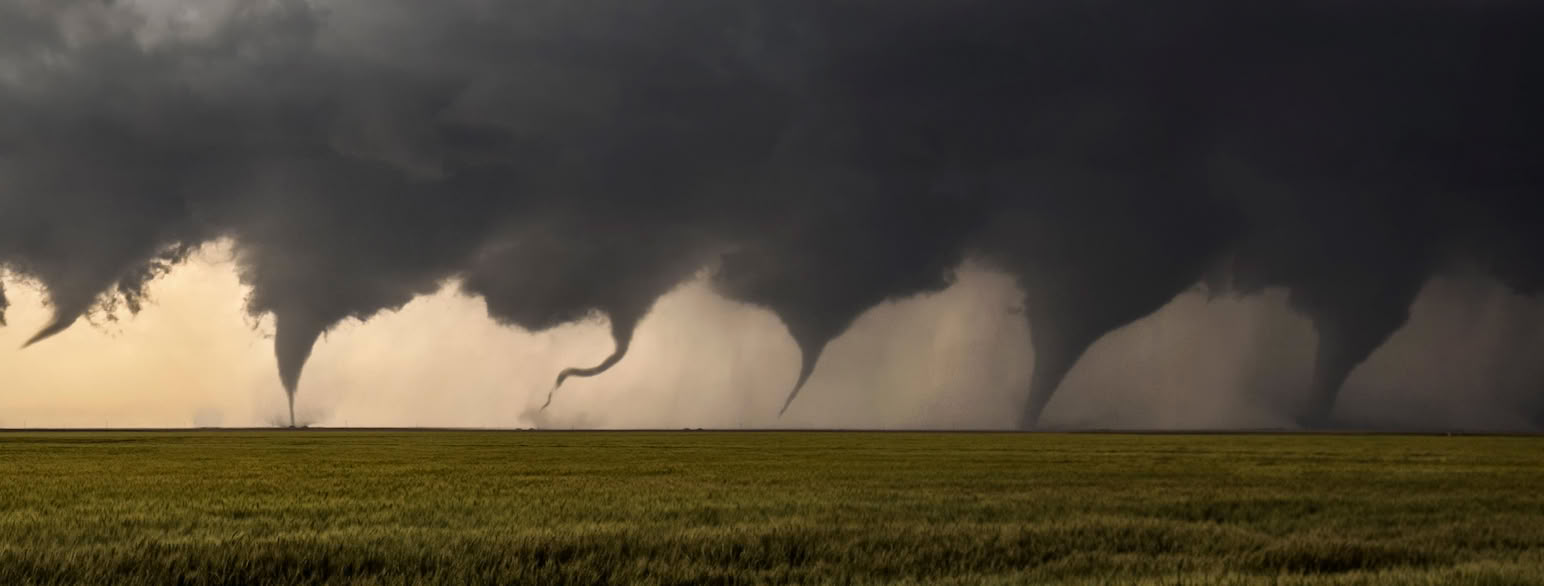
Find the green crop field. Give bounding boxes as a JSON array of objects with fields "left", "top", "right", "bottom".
[{"left": 1, "top": 431, "right": 1542, "bottom": 585}]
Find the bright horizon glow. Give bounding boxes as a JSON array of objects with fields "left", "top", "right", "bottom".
[{"left": 2, "top": 242, "right": 1541, "bottom": 430}]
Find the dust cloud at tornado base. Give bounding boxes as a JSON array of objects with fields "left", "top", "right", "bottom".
[{"left": 3, "top": 249, "right": 1541, "bottom": 430}]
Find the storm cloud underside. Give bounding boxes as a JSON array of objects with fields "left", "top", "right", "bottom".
[{"left": 0, "top": 0, "right": 1540, "bottom": 428}]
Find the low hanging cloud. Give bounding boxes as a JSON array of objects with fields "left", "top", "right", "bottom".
[{"left": 0, "top": 0, "right": 1541, "bottom": 429}]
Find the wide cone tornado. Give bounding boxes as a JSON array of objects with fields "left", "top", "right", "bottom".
[
  {"left": 1014, "top": 282, "right": 1201, "bottom": 430},
  {"left": 1019, "top": 308, "right": 1102, "bottom": 430},
  {"left": 1293, "top": 287, "right": 1421, "bottom": 428},
  {"left": 990, "top": 192, "right": 1234, "bottom": 429}
]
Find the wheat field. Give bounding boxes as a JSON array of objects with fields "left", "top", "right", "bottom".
[{"left": 1, "top": 431, "right": 1541, "bottom": 584}]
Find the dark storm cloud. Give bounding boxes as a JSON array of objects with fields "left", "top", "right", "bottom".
[{"left": 0, "top": 0, "right": 1540, "bottom": 428}]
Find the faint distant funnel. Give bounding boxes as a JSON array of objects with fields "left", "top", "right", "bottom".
[
  {"left": 0, "top": 280, "right": 9, "bottom": 327},
  {"left": 544, "top": 311, "right": 639, "bottom": 410},
  {"left": 274, "top": 311, "right": 327, "bottom": 428}
]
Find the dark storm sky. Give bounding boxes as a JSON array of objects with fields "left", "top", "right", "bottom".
[{"left": 0, "top": 0, "right": 1540, "bottom": 428}]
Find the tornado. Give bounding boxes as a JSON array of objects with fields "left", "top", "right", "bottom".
[
  {"left": 714, "top": 195, "right": 975, "bottom": 418},
  {"left": 1014, "top": 272, "right": 1219, "bottom": 430},
  {"left": 775, "top": 314, "right": 845, "bottom": 417},
  {"left": 273, "top": 311, "right": 328, "bottom": 429},
  {"left": 715, "top": 285, "right": 867, "bottom": 418},
  {"left": 544, "top": 309, "right": 641, "bottom": 410},
  {"left": 553, "top": 313, "right": 639, "bottom": 389},
  {"left": 780, "top": 333, "right": 829, "bottom": 416},
  {"left": 1287, "top": 277, "right": 1425, "bottom": 428},
  {"left": 19, "top": 292, "right": 94, "bottom": 349},
  {"left": 1, "top": 0, "right": 1541, "bottom": 432},
  {"left": 981, "top": 172, "right": 1236, "bottom": 430},
  {"left": 21, "top": 313, "right": 79, "bottom": 349},
  {"left": 0, "top": 279, "right": 8, "bottom": 327},
  {"left": 1018, "top": 299, "right": 1106, "bottom": 430},
  {"left": 464, "top": 224, "right": 710, "bottom": 413}
]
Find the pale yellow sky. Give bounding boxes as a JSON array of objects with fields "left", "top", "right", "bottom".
[
  {"left": 0, "top": 243, "right": 1041, "bottom": 429},
  {"left": 2, "top": 242, "right": 1541, "bottom": 429}
]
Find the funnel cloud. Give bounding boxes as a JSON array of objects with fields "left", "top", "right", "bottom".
[{"left": 1, "top": 0, "right": 1541, "bottom": 429}]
